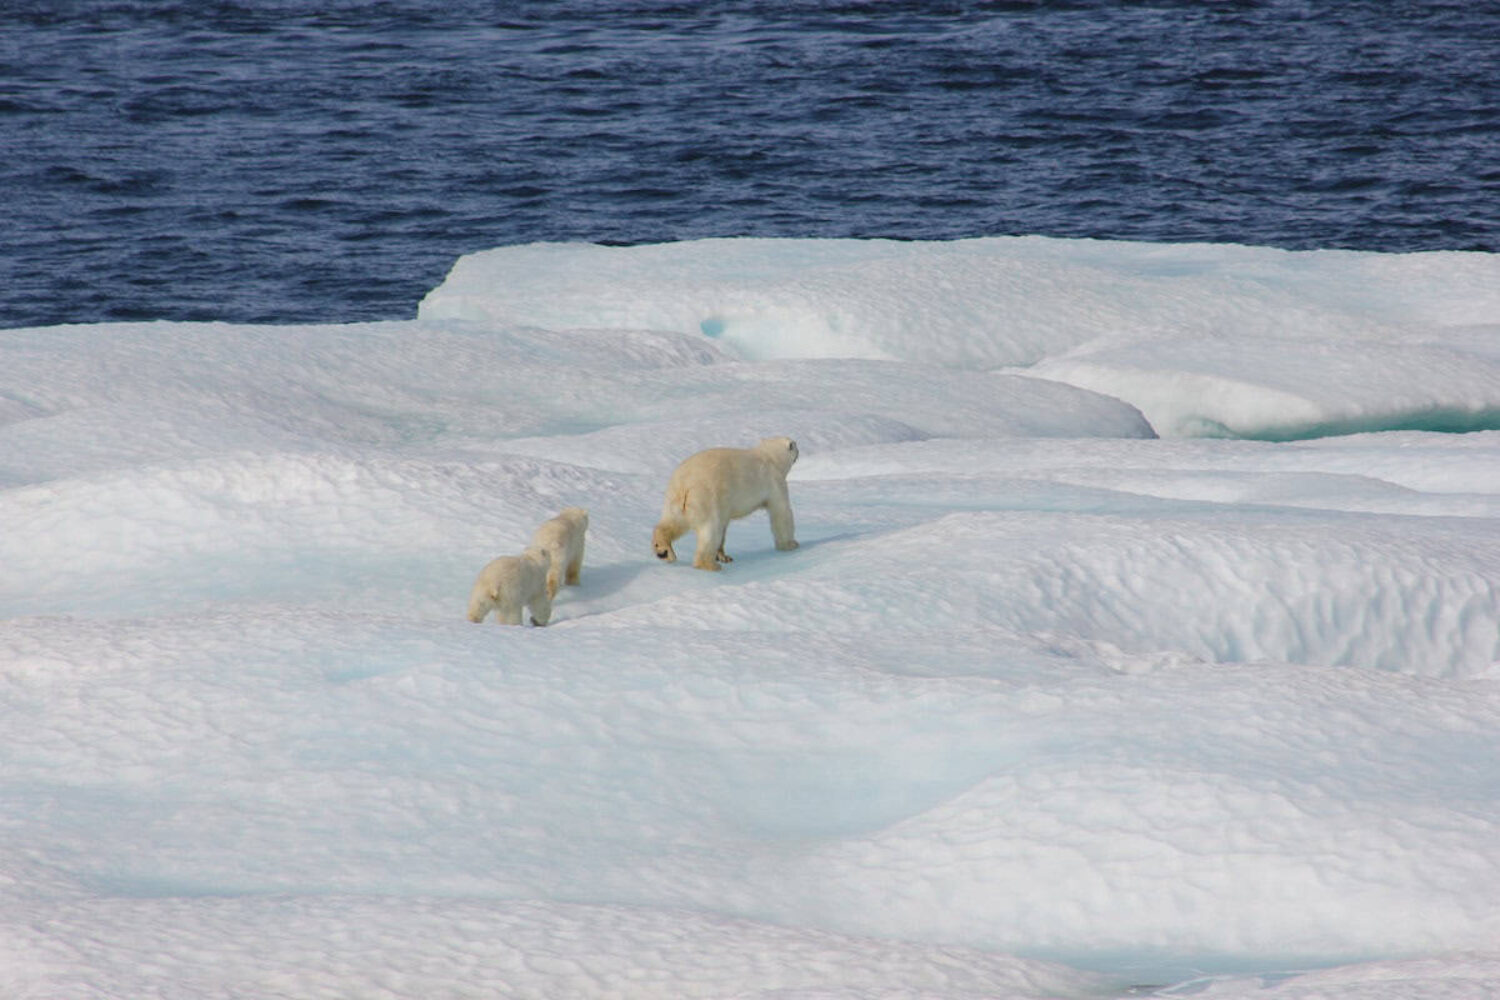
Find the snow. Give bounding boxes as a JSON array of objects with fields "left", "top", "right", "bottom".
[{"left": 3, "top": 235, "right": 1500, "bottom": 998}]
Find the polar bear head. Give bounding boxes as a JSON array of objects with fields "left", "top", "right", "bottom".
[{"left": 756, "top": 436, "right": 799, "bottom": 474}]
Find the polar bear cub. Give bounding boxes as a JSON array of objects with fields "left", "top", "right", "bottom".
[
  {"left": 466, "top": 546, "right": 554, "bottom": 626},
  {"left": 531, "top": 506, "right": 588, "bottom": 598},
  {"left": 652, "top": 436, "right": 799, "bottom": 571}
]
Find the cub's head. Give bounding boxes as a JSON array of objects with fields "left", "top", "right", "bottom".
[
  {"left": 652, "top": 522, "right": 679, "bottom": 562},
  {"left": 559, "top": 506, "right": 589, "bottom": 527}
]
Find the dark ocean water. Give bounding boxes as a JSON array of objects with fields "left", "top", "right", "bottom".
[{"left": 2, "top": 0, "right": 1497, "bottom": 329}]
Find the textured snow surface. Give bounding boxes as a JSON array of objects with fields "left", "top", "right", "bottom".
[
  {"left": 4, "top": 237, "right": 1500, "bottom": 998},
  {"left": 420, "top": 236, "right": 1500, "bottom": 441}
]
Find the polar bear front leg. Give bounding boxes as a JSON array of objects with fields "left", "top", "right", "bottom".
[
  {"left": 768, "top": 484, "right": 798, "bottom": 551},
  {"left": 495, "top": 593, "right": 525, "bottom": 626},
  {"left": 693, "top": 518, "right": 727, "bottom": 571}
]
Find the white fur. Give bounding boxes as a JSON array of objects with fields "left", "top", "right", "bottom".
[
  {"left": 652, "top": 436, "right": 799, "bottom": 571},
  {"left": 466, "top": 546, "right": 554, "bottom": 625},
  {"left": 531, "top": 506, "right": 589, "bottom": 599}
]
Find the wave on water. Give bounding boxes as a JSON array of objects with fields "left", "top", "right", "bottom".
[{"left": 1, "top": 0, "right": 1497, "bottom": 327}]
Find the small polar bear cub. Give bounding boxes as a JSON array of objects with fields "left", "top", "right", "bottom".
[
  {"left": 531, "top": 506, "right": 588, "bottom": 598},
  {"left": 652, "top": 436, "right": 800, "bottom": 571},
  {"left": 466, "top": 546, "right": 554, "bottom": 626}
]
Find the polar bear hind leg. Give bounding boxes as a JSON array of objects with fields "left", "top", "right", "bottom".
[
  {"left": 565, "top": 540, "right": 584, "bottom": 586},
  {"left": 692, "top": 515, "right": 727, "bottom": 571},
  {"left": 653, "top": 519, "right": 683, "bottom": 562},
  {"left": 466, "top": 589, "right": 493, "bottom": 624},
  {"left": 542, "top": 546, "right": 564, "bottom": 599}
]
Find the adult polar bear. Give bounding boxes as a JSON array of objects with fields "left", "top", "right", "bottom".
[{"left": 652, "top": 436, "right": 800, "bottom": 571}]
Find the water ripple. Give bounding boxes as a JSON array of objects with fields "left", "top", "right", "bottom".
[{"left": 0, "top": 0, "right": 1496, "bottom": 327}]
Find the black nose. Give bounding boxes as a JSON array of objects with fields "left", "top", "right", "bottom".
[{"left": 656, "top": 550, "right": 669, "bottom": 559}]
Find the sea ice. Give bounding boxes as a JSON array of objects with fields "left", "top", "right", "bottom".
[{"left": 3, "top": 236, "right": 1499, "bottom": 998}]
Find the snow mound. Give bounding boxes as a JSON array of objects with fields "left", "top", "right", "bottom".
[
  {"left": 0, "top": 897, "right": 1112, "bottom": 1000},
  {"left": 1174, "top": 954, "right": 1500, "bottom": 1000},
  {"left": 419, "top": 237, "right": 1500, "bottom": 440},
  {"left": 1024, "top": 335, "right": 1500, "bottom": 440},
  {"left": 609, "top": 508, "right": 1500, "bottom": 677}
]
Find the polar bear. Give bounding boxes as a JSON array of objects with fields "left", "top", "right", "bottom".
[
  {"left": 652, "top": 436, "right": 799, "bottom": 571},
  {"left": 531, "top": 506, "right": 588, "bottom": 598},
  {"left": 466, "top": 546, "right": 554, "bottom": 625}
]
